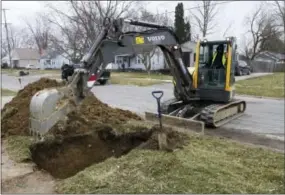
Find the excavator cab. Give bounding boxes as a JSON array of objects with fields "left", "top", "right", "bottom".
[{"left": 192, "top": 37, "right": 238, "bottom": 102}]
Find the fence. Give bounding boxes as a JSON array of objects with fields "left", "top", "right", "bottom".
[{"left": 249, "top": 61, "right": 285, "bottom": 73}]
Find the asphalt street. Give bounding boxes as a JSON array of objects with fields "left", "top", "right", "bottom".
[{"left": 1, "top": 73, "right": 284, "bottom": 140}]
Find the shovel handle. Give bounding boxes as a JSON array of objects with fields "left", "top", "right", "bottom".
[{"left": 152, "top": 91, "right": 164, "bottom": 100}]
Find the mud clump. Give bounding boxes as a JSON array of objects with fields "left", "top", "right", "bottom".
[
  {"left": 1, "top": 78, "right": 64, "bottom": 137},
  {"left": 1, "top": 78, "right": 141, "bottom": 137},
  {"left": 30, "top": 125, "right": 188, "bottom": 179},
  {"left": 139, "top": 125, "right": 189, "bottom": 151}
]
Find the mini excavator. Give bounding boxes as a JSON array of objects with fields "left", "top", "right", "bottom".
[{"left": 29, "top": 18, "right": 246, "bottom": 137}]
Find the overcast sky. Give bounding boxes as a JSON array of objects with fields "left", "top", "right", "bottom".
[{"left": 2, "top": 1, "right": 262, "bottom": 50}]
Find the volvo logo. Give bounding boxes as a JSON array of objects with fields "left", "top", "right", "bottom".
[{"left": 147, "top": 35, "right": 165, "bottom": 42}]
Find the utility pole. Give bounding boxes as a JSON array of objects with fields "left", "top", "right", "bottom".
[{"left": 2, "top": 8, "right": 13, "bottom": 68}]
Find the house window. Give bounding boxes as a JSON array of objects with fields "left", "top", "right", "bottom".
[
  {"left": 194, "top": 53, "right": 196, "bottom": 62},
  {"left": 137, "top": 56, "right": 141, "bottom": 64}
]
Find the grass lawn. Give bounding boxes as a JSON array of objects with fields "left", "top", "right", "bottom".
[
  {"left": 110, "top": 77, "right": 165, "bottom": 86},
  {"left": 236, "top": 73, "right": 284, "bottom": 98},
  {"left": 110, "top": 72, "right": 172, "bottom": 86},
  {"left": 4, "top": 136, "right": 33, "bottom": 162},
  {"left": 1, "top": 88, "right": 17, "bottom": 96},
  {"left": 4, "top": 121, "right": 284, "bottom": 194},
  {"left": 56, "top": 131, "right": 284, "bottom": 194},
  {"left": 111, "top": 72, "right": 172, "bottom": 80},
  {"left": 1, "top": 69, "right": 60, "bottom": 76}
]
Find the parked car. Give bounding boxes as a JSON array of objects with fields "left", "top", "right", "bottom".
[
  {"left": 26, "top": 64, "right": 40, "bottom": 70},
  {"left": 235, "top": 60, "right": 252, "bottom": 76},
  {"left": 62, "top": 64, "right": 111, "bottom": 85}
]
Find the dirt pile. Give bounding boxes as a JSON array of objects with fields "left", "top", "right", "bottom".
[
  {"left": 30, "top": 125, "right": 189, "bottom": 179},
  {"left": 1, "top": 78, "right": 141, "bottom": 137},
  {"left": 50, "top": 95, "right": 142, "bottom": 136},
  {"left": 1, "top": 78, "right": 64, "bottom": 137}
]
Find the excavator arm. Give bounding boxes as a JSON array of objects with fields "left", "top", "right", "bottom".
[{"left": 29, "top": 18, "right": 196, "bottom": 137}]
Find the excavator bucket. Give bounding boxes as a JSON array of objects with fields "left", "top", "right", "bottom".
[
  {"left": 145, "top": 112, "right": 205, "bottom": 134},
  {"left": 29, "top": 86, "right": 74, "bottom": 138}
]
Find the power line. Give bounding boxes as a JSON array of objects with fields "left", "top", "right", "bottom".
[{"left": 2, "top": 8, "right": 13, "bottom": 68}]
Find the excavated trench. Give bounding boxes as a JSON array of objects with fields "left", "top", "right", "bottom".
[
  {"left": 29, "top": 124, "right": 188, "bottom": 179},
  {"left": 30, "top": 127, "right": 155, "bottom": 179}
]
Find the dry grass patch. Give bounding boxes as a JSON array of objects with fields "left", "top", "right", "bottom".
[
  {"left": 1, "top": 88, "right": 17, "bottom": 96},
  {"left": 56, "top": 130, "right": 284, "bottom": 194},
  {"left": 236, "top": 73, "right": 284, "bottom": 98},
  {"left": 110, "top": 77, "right": 164, "bottom": 86},
  {"left": 111, "top": 72, "right": 172, "bottom": 80}
]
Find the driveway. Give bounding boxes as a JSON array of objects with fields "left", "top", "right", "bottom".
[{"left": 1, "top": 73, "right": 284, "bottom": 141}]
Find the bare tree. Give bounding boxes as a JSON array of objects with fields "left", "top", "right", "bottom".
[
  {"left": 25, "top": 13, "right": 50, "bottom": 54},
  {"left": 191, "top": 0, "right": 219, "bottom": 38},
  {"left": 244, "top": 4, "right": 280, "bottom": 60},
  {"left": 222, "top": 22, "right": 234, "bottom": 38},
  {"left": 272, "top": 1, "right": 285, "bottom": 35},
  {"left": 44, "top": 0, "right": 138, "bottom": 63},
  {"left": 270, "top": 1, "right": 285, "bottom": 52},
  {"left": 1, "top": 25, "right": 35, "bottom": 58}
]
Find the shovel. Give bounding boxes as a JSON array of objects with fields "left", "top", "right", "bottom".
[{"left": 151, "top": 90, "right": 167, "bottom": 150}]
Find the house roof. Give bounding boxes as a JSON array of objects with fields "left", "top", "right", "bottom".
[
  {"left": 266, "top": 52, "right": 285, "bottom": 60},
  {"left": 40, "top": 50, "right": 63, "bottom": 59},
  {"left": 256, "top": 51, "right": 285, "bottom": 61},
  {"left": 13, "top": 48, "right": 40, "bottom": 60},
  {"left": 181, "top": 41, "right": 197, "bottom": 52}
]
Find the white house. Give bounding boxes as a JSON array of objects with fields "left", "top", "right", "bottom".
[
  {"left": 39, "top": 51, "right": 70, "bottom": 69},
  {"left": 181, "top": 40, "right": 197, "bottom": 67},
  {"left": 254, "top": 51, "right": 285, "bottom": 64},
  {"left": 2, "top": 48, "right": 40, "bottom": 68},
  {"left": 112, "top": 41, "right": 197, "bottom": 70}
]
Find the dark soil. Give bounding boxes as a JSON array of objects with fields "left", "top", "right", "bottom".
[
  {"left": 49, "top": 95, "right": 142, "bottom": 136},
  {"left": 30, "top": 125, "right": 189, "bottom": 179},
  {"left": 1, "top": 78, "right": 64, "bottom": 137},
  {"left": 1, "top": 78, "right": 141, "bottom": 137}
]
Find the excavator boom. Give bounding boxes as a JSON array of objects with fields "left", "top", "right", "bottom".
[{"left": 29, "top": 18, "right": 199, "bottom": 137}]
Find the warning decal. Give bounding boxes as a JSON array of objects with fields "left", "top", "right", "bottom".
[{"left": 135, "top": 36, "right": 145, "bottom": 44}]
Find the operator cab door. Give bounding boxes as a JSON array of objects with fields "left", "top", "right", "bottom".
[{"left": 194, "top": 40, "right": 236, "bottom": 102}]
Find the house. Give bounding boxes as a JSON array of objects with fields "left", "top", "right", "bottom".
[
  {"left": 39, "top": 50, "right": 70, "bottom": 70},
  {"left": 112, "top": 40, "right": 197, "bottom": 70},
  {"left": 254, "top": 51, "right": 285, "bottom": 64},
  {"left": 2, "top": 48, "right": 40, "bottom": 68},
  {"left": 114, "top": 45, "right": 165, "bottom": 71},
  {"left": 180, "top": 40, "right": 197, "bottom": 67}
]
